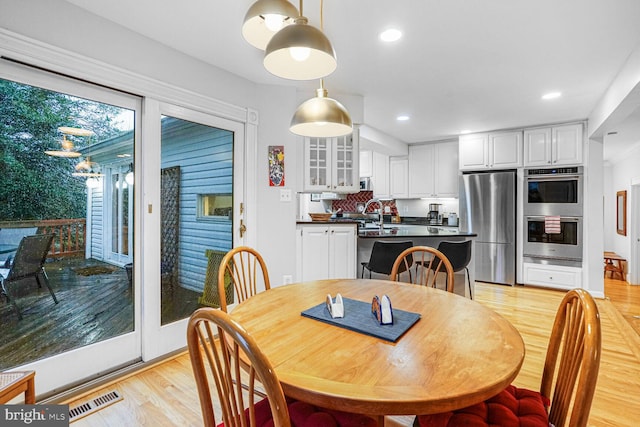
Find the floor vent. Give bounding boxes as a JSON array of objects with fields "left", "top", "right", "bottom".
[{"left": 69, "top": 390, "right": 123, "bottom": 423}]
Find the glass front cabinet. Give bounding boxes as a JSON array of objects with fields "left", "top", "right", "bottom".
[{"left": 303, "top": 130, "right": 359, "bottom": 193}]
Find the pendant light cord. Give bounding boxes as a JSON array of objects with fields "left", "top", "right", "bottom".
[{"left": 299, "top": 0, "right": 303, "bottom": 17}]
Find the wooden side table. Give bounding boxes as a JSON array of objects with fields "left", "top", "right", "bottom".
[
  {"left": 604, "top": 251, "right": 626, "bottom": 280},
  {"left": 0, "top": 370, "right": 35, "bottom": 404}
]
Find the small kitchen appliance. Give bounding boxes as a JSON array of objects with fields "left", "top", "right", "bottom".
[{"left": 427, "top": 203, "right": 442, "bottom": 225}]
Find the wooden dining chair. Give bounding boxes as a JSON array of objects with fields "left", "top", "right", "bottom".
[
  {"left": 217, "top": 246, "right": 271, "bottom": 312},
  {"left": 414, "top": 288, "right": 601, "bottom": 427},
  {"left": 187, "top": 308, "right": 378, "bottom": 427},
  {"left": 390, "top": 246, "right": 455, "bottom": 292}
]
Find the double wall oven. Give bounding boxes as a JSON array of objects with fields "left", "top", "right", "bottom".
[{"left": 523, "top": 167, "right": 583, "bottom": 265}]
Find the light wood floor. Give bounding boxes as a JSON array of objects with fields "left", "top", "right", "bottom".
[{"left": 63, "top": 280, "right": 640, "bottom": 427}]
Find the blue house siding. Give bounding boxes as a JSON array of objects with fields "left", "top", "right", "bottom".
[{"left": 161, "top": 117, "right": 233, "bottom": 292}]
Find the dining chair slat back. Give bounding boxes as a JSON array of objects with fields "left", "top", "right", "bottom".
[
  {"left": 187, "top": 308, "right": 291, "bottom": 427},
  {"left": 217, "top": 246, "right": 270, "bottom": 312},
  {"left": 187, "top": 308, "right": 379, "bottom": 427},
  {"left": 415, "top": 288, "right": 601, "bottom": 427},
  {"left": 390, "top": 245, "right": 455, "bottom": 292}
]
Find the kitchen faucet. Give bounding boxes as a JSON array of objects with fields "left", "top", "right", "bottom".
[{"left": 364, "top": 198, "right": 384, "bottom": 230}]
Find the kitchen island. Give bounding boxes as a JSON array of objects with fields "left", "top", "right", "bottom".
[{"left": 358, "top": 224, "right": 477, "bottom": 297}]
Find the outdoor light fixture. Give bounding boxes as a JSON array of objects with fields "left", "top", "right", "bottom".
[
  {"left": 125, "top": 163, "right": 134, "bottom": 186},
  {"left": 290, "top": 80, "right": 352, "bottom": 137},
  {"left": 242, "top": 0, "right": 299, "bottom": 50},
  {"left": 263, "top": 0, "right": 336, "bottom": 80}
]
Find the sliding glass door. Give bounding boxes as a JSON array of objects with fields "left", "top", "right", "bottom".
[
  {"left": 0, "top": 60, "right": 141, "bottom": 396},
  {"left": 141, "top": 101, "right": 245, "bottom": 359}
]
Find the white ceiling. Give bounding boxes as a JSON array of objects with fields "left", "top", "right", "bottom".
[{"left": 64, "top": 0, "right": 640, "bottom": 152}]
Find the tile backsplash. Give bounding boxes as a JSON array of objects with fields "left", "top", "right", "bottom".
[{"left": 331, "top": 191, "right": 398, "bottom": 215}]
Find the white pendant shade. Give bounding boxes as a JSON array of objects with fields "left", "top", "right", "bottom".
[
  {"left": 290, "top": 87, "right": 352, "bottom": 137},
  {"left": 264, "top": 17, "right": 337, "bottom": 80},
  {"left": 45, "top": 135, "right": 81, "bottom": 157},
  {"left": 242, "top": 0, "right": 299, "bottom": 50}
]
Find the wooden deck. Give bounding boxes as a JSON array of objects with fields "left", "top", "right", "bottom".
[{"left": 0, "top": 257, "right": 201, "bottom": 370}]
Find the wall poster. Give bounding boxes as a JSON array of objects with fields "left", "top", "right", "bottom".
[{"left": 268, "top": 145, "right": 285, "bottom": 187}]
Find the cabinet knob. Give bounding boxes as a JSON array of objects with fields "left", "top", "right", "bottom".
[{"left": 549, "top": 276, "right": 553, "bottom": 280}]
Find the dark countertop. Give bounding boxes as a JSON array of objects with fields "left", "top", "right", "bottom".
[
  {"left": 296, "top": 220, "right": 360, "bottom": 225},
  {"left": 357, "top": 225, "right": 476, "bottom": 239}
]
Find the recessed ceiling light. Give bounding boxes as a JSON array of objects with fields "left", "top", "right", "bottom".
[
  {"left": 541, "top": 92, "right": 562, "bottom": 100},
  {"left": 396, "top": 115, "right": 410, "bottom": 121},
  {"left": 460, "top": 130, "right": 472, "bottom": 134},
  {"left": 380, "top": 29, "right": 402, "bottom": 42}
]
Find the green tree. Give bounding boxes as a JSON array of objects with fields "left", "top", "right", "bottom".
[{"left": 0, "top": 78, "right": 123, "bottom": 220}]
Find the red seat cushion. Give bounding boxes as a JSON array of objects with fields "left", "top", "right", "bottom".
[
  {"left": 415, "top": 385, "right": 550, "bottom": 427},
  {"left": 220, "top": 397, "right": 378, "bottom": 427}
]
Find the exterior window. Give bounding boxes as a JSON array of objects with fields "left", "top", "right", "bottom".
[{"left": 198, "top": 194, "right": 232, "bottom": 220}]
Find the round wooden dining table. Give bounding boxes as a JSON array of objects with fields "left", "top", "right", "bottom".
[{"left": 230, "top": 278, "right": 525, "bottom": 418}]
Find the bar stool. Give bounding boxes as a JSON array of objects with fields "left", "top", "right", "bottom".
[
  {"left": 413, "top": 240, "right": 473, "bottom": 298},
  {"left": 361, "top": 240, "right": 414, "bottom": 279},
  {"left": 437, "top": 240, "right": 473, "bottom": 299}
]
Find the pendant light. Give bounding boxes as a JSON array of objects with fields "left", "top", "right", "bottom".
[
  {"left": 242, "top": 0, "right": 299, "bottom": 50},
  {"left": 72, "top": 156, "right": 104, "bottom": 177},
  {"left": 264, "top": 0, "right": 336, "bottom": 80},
  {"left": 45, "top": 127, "right": 94, "bottom": 158},
  {"left": 290, "top": 80, "right": 352, "bottom": 137},
  {"left": 44, "top": 134, "right": 81, "bottom": 158}
]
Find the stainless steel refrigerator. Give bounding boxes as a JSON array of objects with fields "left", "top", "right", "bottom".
[{"left": 459, "top": 170, "right": 516, "bottom": 285}]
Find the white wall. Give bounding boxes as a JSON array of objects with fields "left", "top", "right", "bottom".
[
  {"left": 604, "top": 143, "right": 640, "bottom": 260},
  {"left": 254, "top": 84, "right": 299, "bottom": 286}
]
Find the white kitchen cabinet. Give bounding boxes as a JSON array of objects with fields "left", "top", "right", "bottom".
[
  {"left": 522, "top": 262, "right": 582, "bottom": 291},
  {"left": 389, "top": 157, "right": 409, "bottom": 198},
  {"left": 408, "top": 141, "right": 459, "bottom": 198},
  {"left": 459, "top": 131, "right": 522, "bottom": 170},
  {"left": 524, "top": 123, "right": 583, "bottom": 167},
  {"left": 304, "top": 131, "right": 359, "bottom": 193},
  {"left": 371, "top": 151, "right": 390, "bottom": 198},
  {"left": 359, "top": 150, "right": 372, "bottom": 177},
  {"left": 296, "top": 224, "right": 356, "bottom": 282}
]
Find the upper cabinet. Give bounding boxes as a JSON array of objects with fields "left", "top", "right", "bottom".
[
  {"left": 371, "top": 151, "right": 390, "bottom": 199},
  {"left": 408, "top": 141, "right": 459, "bottom": 198},
  {"left": 304, "top": 131, "right": 359, "bottom": 193},
  {"left": 359, "top": 150, "right": 373, "bottom": 178},
  {"left": 524, "top": 123, "right": 583, "bottom": 167},
  {"left": 459, "top": 131, "right": 522, "bottom": 171},
  {"left": 389, "top": 157, "right": 409, "bottom": 198}
]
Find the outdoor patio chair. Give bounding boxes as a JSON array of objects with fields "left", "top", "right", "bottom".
[
  {"left": 0, "top": 234, "right": 57, "bottom": 320},
  {"left": 0, "top": 227, "right": 38, "bottom": 267}
]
